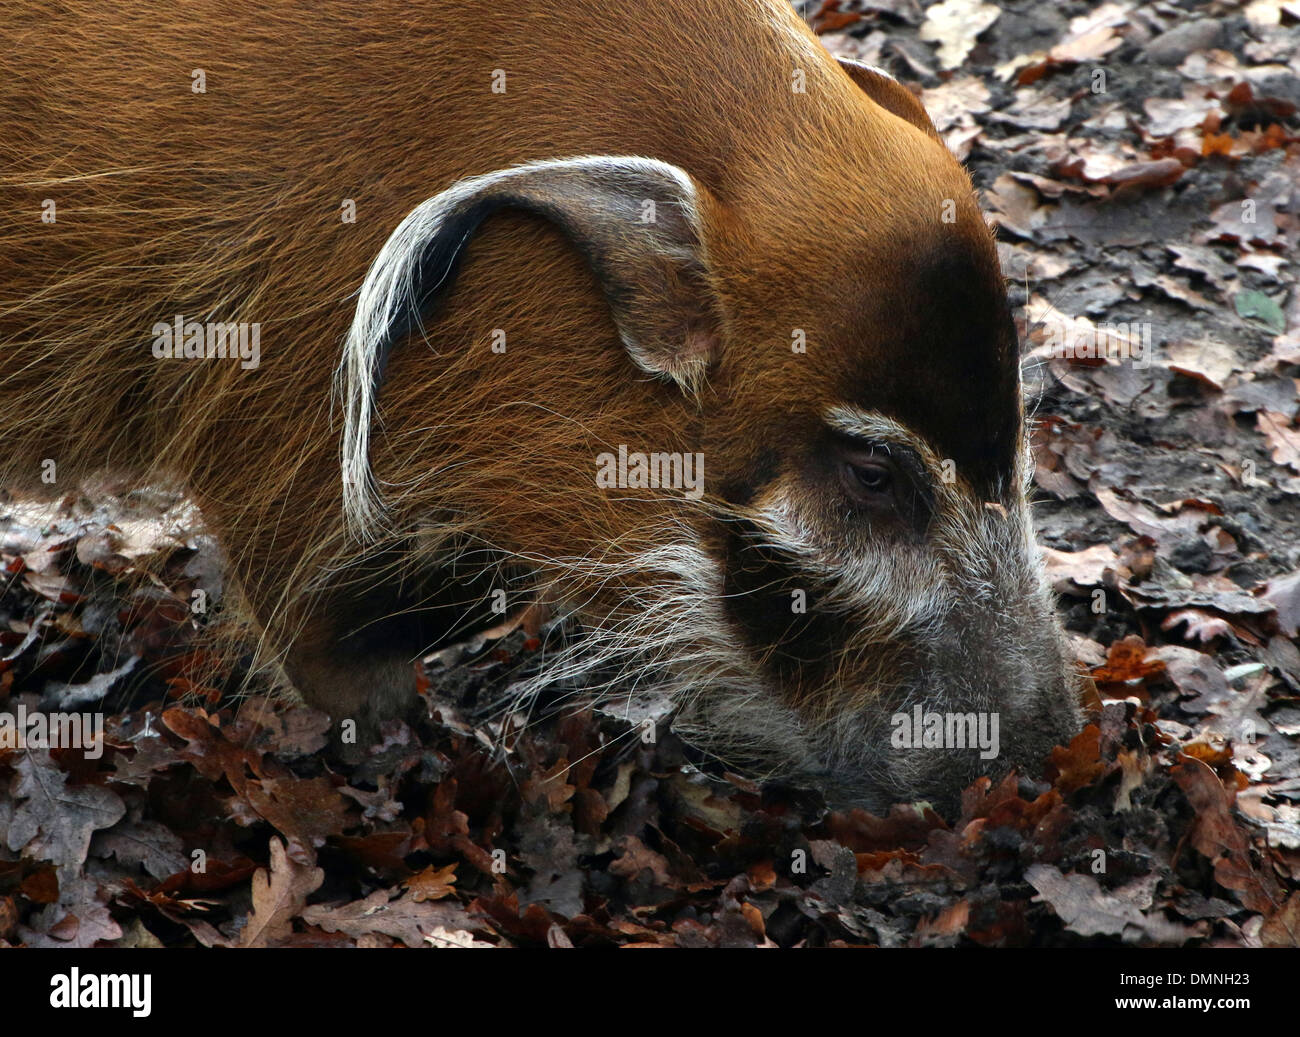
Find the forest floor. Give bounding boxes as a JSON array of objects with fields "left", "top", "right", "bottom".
[{"left": 1, "top": 0, "right": 1298, "bottom": 947}]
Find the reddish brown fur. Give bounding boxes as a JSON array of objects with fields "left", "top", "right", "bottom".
[{"left": 1, "top": 0, "right": 1077, "bottom": 807}]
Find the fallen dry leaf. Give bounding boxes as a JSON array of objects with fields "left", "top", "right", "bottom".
[
  {"left": 405, "top": 863, "right": 457, "bottom": 902},
  {"left": 919, "top": 0, "right": 999, "bottom": 69},
  {"left": 238, "top": 837, "right": 324, "bottom": 948},
  {"left": 8, "top": 752, "right": 126, "bottom": 871},
  {"left": 1026, "top": 865, "right": 1198, "bottom": 943},
  {"left": 303, "top": 887, "right": 482, "bottom": 948}
]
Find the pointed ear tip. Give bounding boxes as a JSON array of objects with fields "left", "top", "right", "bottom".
[
  {"left": 835, "top": 55, "right": 942, "bottom": 144},
  {"left": 650, "top": 335, "right": 716, "bottom": 395}
]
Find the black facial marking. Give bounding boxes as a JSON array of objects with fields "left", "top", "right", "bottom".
[
  {"left": 824, "top": 428, "right": 934, "bottom": 536},
  {"left": 718, "top": 518, "right": 850, "bottom": 695},
  {"left": 717, "top": 447, "right": 781, "bottom": 508},
  {"left": 845, "top": 239, "right": 1019, "bottom": 500}
]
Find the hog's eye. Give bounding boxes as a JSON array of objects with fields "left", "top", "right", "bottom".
[
  {"left": 838, "top": 446, "right": 897, "bottom": 508},
  {"left": 828, "top": 432, "right": 933, "bottom": 531},
  {"left": 848, "top": 460, "right": 892, "bottom": 495}
]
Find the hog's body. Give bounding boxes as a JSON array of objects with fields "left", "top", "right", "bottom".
[{"left": 0, "top": 0, "right": 1080, "bottom": 810}]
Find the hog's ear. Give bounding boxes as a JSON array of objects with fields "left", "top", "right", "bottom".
[
  {"left": 836, "top": 58, "right": 943, "bottom": 145},
  {"left": 338, "top": 154, "right": 724, "bottom": 537},
  {"left": 344, "top": 155, "right": 722, "bottom": 397}
]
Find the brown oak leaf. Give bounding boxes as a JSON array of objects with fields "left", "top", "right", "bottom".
[{"left": 237, "top": 837, "right": 323, "bottom": 948}]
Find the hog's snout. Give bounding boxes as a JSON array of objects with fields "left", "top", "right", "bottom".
[
  {"left": 863, "top": 581, "right": 1083, "bottom": 814},
  {"left": 678, "top": 461, "right": 1084, "bottom": 815}
]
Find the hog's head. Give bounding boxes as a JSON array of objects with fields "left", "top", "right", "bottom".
[{"left": 339, "top": 57, "right": 1082, "bottom": 813}]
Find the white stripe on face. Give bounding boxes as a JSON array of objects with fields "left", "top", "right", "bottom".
[
  {"left": 824, "top": 405, "right": 946, "bottom": 485},
  {"left": 825, "top": 403, "right": 1028, "bottom": 502}
]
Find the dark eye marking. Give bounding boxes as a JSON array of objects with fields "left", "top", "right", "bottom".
[
  {"left": 842, "top": 448, "right": 893, "bottom": 499},
  {"left": 828, "top": 432, "right": 934, "bottom": 530}
]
